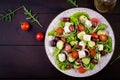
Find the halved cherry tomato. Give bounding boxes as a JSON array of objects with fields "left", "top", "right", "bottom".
[
  {"left": 89, "top": 48, "right": 96, "bottom": 57},
  {"left": 21, "top": 21, "right": 30, "bottom": 31},
  {"left": 64, "top": 44, "right": 72, "bottom": 53},
  {"left": 71, "top": 51, "right": 79, "bottom": 59},
  {"left": 36, "top": 32, "right": 44, "bottom": 41},
  {"left": 77, "top": 65, "right": 86, "bottom": 74},
  {"left": 91, "top": 33, "right": 99, "bottom": 38},
  {"left": 99, "top": 34, "right": 107, "bottom": 42},
  {"left": 78, "top": 24, "right": 85, "bottom": 32},
  {"left": 56, "top": 27, "right": 64, "bottom": 35},
  {"left": 91, "top": 18, "right": 99, "bottom": 28}
]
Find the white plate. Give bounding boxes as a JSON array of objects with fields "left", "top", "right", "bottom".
[{"left": 45, "top": 8, "right": 115, "bottom": 77}]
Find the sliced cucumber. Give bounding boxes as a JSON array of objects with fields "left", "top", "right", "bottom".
[
  {"left": 74, "top": 64, "right": 80, "bottom": 68},
  {"left": 77, "top": 31, "right": 86, "bottom": 40},
  {"left": 75, "top": 61, "right": 81, "bottom": 65},
  {"left": 97, "top": 30, "right": 106, "bottom": 35},
  {"left": 82, "top": 57, "right": 90, "bottom": 65},
  {"left": 79, "top": 15, "right": 88, "bottom": 24},
  {"left": 94, "top": 53, "right": 101, "bottom": 60},
  {"left": 58, "top": 53, "right": 66, "bottom": 62},
  {"left": 70, "top": 41, "right": 78, "bottom": 46},
  {"left": 68, "top": 56, "right": 75, "bottom": 62},
  {"left": 56, "top": 40, "right": 64, "bottom": 50},
  {"left": 88, "top": 41, "right": 95, "bottom": 47}
]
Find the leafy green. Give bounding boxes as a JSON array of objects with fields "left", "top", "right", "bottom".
[
  {"left": 66, "top": 32, "right": 78, "bottom": 43},
  {"left": 67, "top": 0, "right": 78, "bottom": 7},
  {"left": 95, "top": 24, "right": 106, "bottom": 32},
  {"left": 53, "top": 47, "right": 61, "bottom": 56},
  {"left": 70, "top": 12, "right": 90, "bottom": 26},
  {"left": 97, "top": 36, "right": 112, "bottom": 53},
  {"left": 85, "top": 27, "right": 94, "bottom": 34},
  {"left": 48, "top": 29, "right": 60, "bottom": 37},
  {"left": 89, "top": 63, "right": 95, "bottom": 70},
  {"left": 58, "top": 21, "right": 65, "bottom": 28}
]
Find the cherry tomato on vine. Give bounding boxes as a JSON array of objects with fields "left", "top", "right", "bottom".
[
  {"left": 21, "top": 22, "right": 30, "bottom": 31},
  {"left": 36, "top": 32, "right": 44, "bottom": 41}
]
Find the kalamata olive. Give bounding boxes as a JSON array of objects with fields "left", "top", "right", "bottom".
[
  {"left": 66, "top": 65, "right": 73, "bottom": 69},
  {"left": 92, "top": 59, "right": 98, "bottom": 64},
  {"left": 62, "top": 17, "right": 70, "bottom": 22},
  {"left": 76, "top": 58, "right": 82, "bottom": 63},
  {"left": 91, "top": 37, "right": 99, "bottom": 42},
  {"left": 54, "top": 37, "right": 61, "bottom": 41},
  {"left": 69, "top": 25, "right": 75, "bottom": 32},
  {"left": 101, "top": 51, "right": 107, "bottom": 56},
  {"left": 75, "top": 45, "right": 82, "bottom": 50},
  {"left": 61, "top": 37, "right": 66, "bottom": 43},
  {"left": 50, "top": 40, "right": 56, "bottom": 47}
]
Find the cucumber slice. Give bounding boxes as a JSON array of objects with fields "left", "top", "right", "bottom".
[
  {"left": 88, "top": 41, "right": 95, "bottom": 47},
  {"left": 74, "top": 64, "right": 80, "bottom": 68},
  {"left": 77, "top": 31, "right": 86, "bottom": 40},
  {"left": 68, "top": 56, "right": 75, "bottom": 62},
  {"left": 82, "top": 57, "right": 90, "bottom": 65},
  {"left": 75, "top": 61, "right": 81, "bottom": 65},
  {"left": 56, "top": 40, "right": 64, "bottom": 50},
  {"left": 94, "top": 53, "right": 101, "bottom": 60},
  {"left": 58, "top": 53, "right": 66, "bottom": 62},
  {"left": 79, "top": 15, "right": 88, "bottom": 24},
  {"left": 97, "top": 30, "right": 106, "bottom": 35}
]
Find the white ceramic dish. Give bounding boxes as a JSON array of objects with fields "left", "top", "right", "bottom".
[{"left": 45, "top": 8, "right": 115, "bottom": 77}]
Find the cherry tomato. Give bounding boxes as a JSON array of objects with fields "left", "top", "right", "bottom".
[
  {"left": 64, "top": 44, "right": 72, "bottom": 53},
  {"left": 36, "top": 32, "right": 44, "bottom": 41},
  {"left": 77, "top": 65, "right": 86, "bottom": 74},
  {"left": 91, "top": 33, "right": 99, "bottom": 38},
  {"left": 99, "top": 34, "right": 107, "bottom": 42},
  {"left": 78, "top": 24, "right": 85, "bottom": 32},
  {"left": 21, "top": 22, "right": 30, "bottom": 31},
  {"left": 91, "top": 18, "right": 99, "bottom": 28},
  {"left": 89, "top": 48, "right": 96, "bottom": 57},
  {"left": 71, "top": 51, "right": 79, "bottom": 59},
  {"left": 56, "top": 27, "right": 64, "bottom": 35}
]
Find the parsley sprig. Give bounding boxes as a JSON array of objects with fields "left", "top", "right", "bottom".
[{"left": 67, "top": 0, "right": 78, "bottom": 7}]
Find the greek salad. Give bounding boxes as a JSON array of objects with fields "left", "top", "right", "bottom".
[{"left": 48, "top": 12, "right": 112, "bottom": 74}]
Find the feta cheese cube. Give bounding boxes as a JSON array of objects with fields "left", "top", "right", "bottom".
[
  {"left": 58, "top": 53, "right": 66, "bottom": 62},
  {"left": 85, "top": 20, "right": 92, "bottom": 28},
  {"left": 98, "top": 44, "right": 104, "bottom": 51},
  {"left": 78, "top": 51, "right": 86, "bottom": 58},
  {"left": 83, "top": 35, "right": 91, "bottom": 41},
  {"left": 79, "top": 41, "right": 85, "bottom": 49},
  {"left": 64, "top": 26, "right": 70, "bottom": 33}
]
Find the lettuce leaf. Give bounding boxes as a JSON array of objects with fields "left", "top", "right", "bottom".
[{"left": 70, "top": 12, "right": 90, "bottom": 26}]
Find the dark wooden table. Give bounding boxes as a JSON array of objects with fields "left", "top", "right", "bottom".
[{"left": 0, "top": 0, "right": 120, "bottom": 79}]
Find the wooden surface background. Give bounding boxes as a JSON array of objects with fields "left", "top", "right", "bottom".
[{"left": 0, "top": 0, "right": 120, "bottom": 79}]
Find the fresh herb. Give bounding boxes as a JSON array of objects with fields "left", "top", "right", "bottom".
[
  {"left": 94, "top": 24, "right": 106, "bottom": 32},
  {"left": 0, "top": 6, "right": 43, "bottom": 27},
  {"left": 23, "top": 6, "right": 43, "bottom": 27},
  {"left": 0, "top": 6, "right": 23, "bottom": 22},
  {"left": 67, "top": 0, "right": 78, "bottom": 7},
  {"left": 111, "top": 55, "right": 120, "bottom": 65}
]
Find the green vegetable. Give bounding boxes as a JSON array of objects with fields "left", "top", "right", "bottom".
[
  {"left": 77, "top": 31, "right": 86, "bottom": 40},
  {"left": 82, "top": 57, "right": 90, "bottom": 65},
  {"left": 95, "top": 24, "right": 106, "bottom": 32},
  {"left": 0, "top": 6, "right": 43, "bottom": 27},
  {"left": 94, "top": 53, "right": 101, "bottom": 60},
  {"left": 70, "top": 12, "right": 90, "bottom": 26},
  {"left": 68, "top": 56, "right": 75, "bottom": 62},
  {"left": 56, "top": 40, "right": 64, "bottom": 50},
  {"left": 79, "top": 15, "right": 88, "bottom": 24},
  {"left": 89, "top": 63, "right": 95, "bottom": 70},
  {"left": 74, "top": 64, "right": 80, "bottom": 68},
  {"left": 48, "top": 30, "right": 60, "bottom": 37},
  {"left": 53, "top": 47, "right": 61, "bottom": 56},
  {"left": 66, "top": 32, "right": 78, "bottom": 43},
  {"left": 58, "top": 21, "right": 65, "bottom": 28},
  {"left": 97, "top": 30, "right": 106, "bottom": 35},
  {"left": 67, "top": 0, "right": 78, "bottom": 7},
  {"left": 85, "top": 26, "right": 94, "bottom": 34},
  {"left": 70, "top": 41, "right": 78, "bottom": 46},
  {"left": 88, "top": 41, "right": 95, "bottom": 47}
]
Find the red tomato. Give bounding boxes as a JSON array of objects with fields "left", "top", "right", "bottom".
[
  {"left": 91, "top": 33, "right": 99, "bottom": 38},
  {"left": 99, "top": 34, "right": 107, "bottom": 42},
  {"left": 21, "top": 22, "right": 30, "bottom": 31},
  {"left": 90, "top": 48, "right": 96, "bottom": 57},
  {"left": 36, "top": 32, "right": 44, "bottom": 41},
  {"left": 91, "top": 18, "right": 99, "bottom": 28},
  {"left": 77, "top": 65, "right": 86, "bottom": 74},
  {"left": 64, "top": 44, "right": 72, "bottom": 53},
  {"left": 78, "top": 24, "right": 85, "bottom": 32},
  {"left": 71, "top": 51, "right": 79, "bottom": 59},
  {"left": 56, "top": 27, "right": 64, "bottom": 35}
]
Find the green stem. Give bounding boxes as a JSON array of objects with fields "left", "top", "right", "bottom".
[
  {"left": 110, "top": 55, "right": 120, "bottom": 65},
  {"left": 13, "top": 5, "right": 24, "bottom": 13}
]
